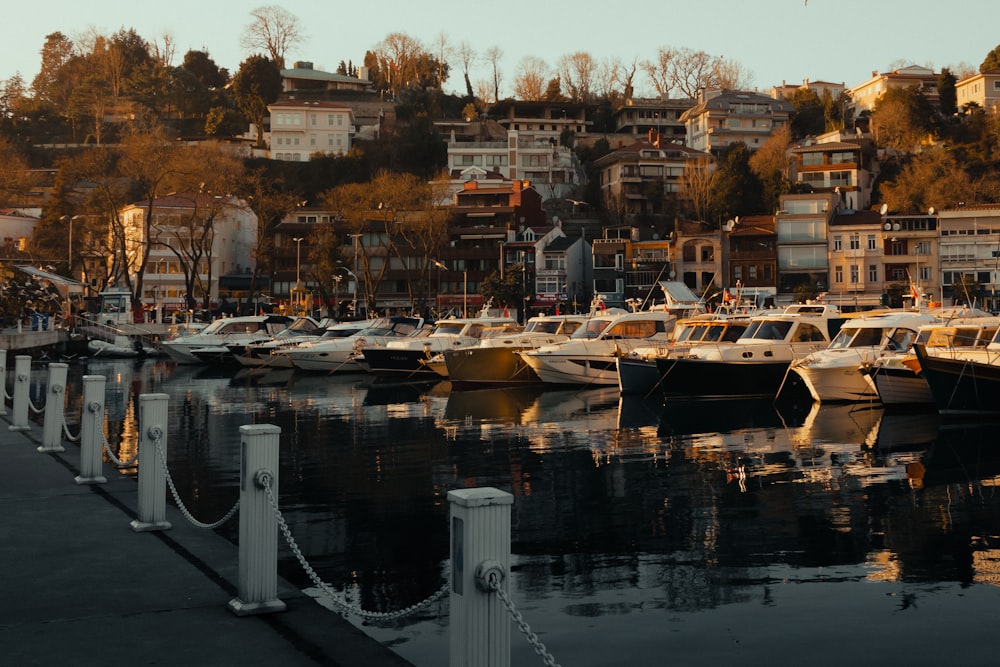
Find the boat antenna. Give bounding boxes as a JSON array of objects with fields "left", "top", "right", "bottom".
[{"left": 640, "top": 264, "right": 669, "bottom": 310}]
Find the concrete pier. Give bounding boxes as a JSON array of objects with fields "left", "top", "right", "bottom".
[{"left": 0, "top": 412, "right": 416, "bottom": 667}]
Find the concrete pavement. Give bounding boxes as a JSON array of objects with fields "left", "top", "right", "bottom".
[{"left": 0, "top": 411, "right": 417, "bottom": 667}]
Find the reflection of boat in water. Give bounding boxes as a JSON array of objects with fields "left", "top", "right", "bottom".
[
  {"left": 867, "top": 411, "right": 940, "bottom": 453},
  {"left": 520, "top": 386, "right": 622, "bottom": 423},
  {"left": 443, "top": 385, "right": 547, "bottom": 422},
  {"left": 790, "top": 402, "right": 884, "bottom": 446},
  {"left": 363, "top": 377, "right": 447, "bottom": 405},
  {"left": 658, "top": 397, "right": 797, "bottom": 437},
  {"left": 617, "top": 394, "right": 664, "bottom": 429},
  {"left": 908, "top": 422, "right": 1000, "bottom": 487}
]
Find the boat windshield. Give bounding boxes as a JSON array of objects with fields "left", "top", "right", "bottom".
[
  {"left": 524, "top": 319, "right": 582, "bottom": 335},
  {"left": 433, "top": 321, "right": 468, "bottom": 336},
  {"left": 571, "top": 317, "right": 615, "bottom": 339},
  {"left": 741, "top": 319, "right": 792, "bottom": 341}
]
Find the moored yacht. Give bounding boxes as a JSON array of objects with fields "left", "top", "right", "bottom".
[
  {"left": 790, "top": 310, "right": 939, "bottom": 403},
  {"left": 617, "top": 310, "right": 751, "bottom": 396},
  {"left": 656, "top": 303, "right": 845, "bottom": 400},
  {"left": 445, "top": 311, "right": 621, "bottom": 390},
  {"left": 160, "top": 314, "right": 299, "bottom": 364},
  {"left": 358, "top": 305, "right": 517, "bottom": 376},
  {"left": 519, "top": 296, "right": 703, "bottom": 387},
  {"left": 282, "top": 316, "right": 425, "bottom": 373},
  {"left": 861, "top": 314, "right": 1000, "bottom": 407}
]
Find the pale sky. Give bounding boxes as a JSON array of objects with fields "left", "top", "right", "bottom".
[{"left": 4, "top": 0, "right": 997, "bottom": 98}]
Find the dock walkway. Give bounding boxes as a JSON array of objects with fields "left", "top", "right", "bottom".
[{"left": 0, "top": 412, "right": 416, "bottom": 667}]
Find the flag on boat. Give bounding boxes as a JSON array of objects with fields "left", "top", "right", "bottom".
[
  {"left": 911, "top": 284, "right": 920, "bottom": 301},
  {"left": 555, "top": 304, "right": 560, "bottom": 315},
  {"left": 502, "top": 305, "right": 510, "bottom": 318}
]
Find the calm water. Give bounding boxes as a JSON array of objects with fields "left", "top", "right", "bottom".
[{"left": 36, "top": 358, "right": 1000, "bottom": 665}]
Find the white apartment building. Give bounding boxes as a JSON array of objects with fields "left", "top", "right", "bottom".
[
  {"left": 119, "top": 192, "right": 257, "bottom": 315},
  {"left": 680, "top": 89, "right": 794, "bottom": 155},
  {"left": 267, "top": 99, "right": 356, "bottom": 162}
]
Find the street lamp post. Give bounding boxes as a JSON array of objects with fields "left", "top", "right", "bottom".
[
  {"left": 348, "top": 234, "right": 363, "bottom": 317},
  {"left": 431, "top": 259, "right": 448, "bottom": 316},
  {"left": 293, "top": 237, "right": 304, "bottom": 313}
]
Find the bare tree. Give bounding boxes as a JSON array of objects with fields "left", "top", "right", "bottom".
[
  {"left": 240, "top": 5, "right": 303, "bottom": 69},
  {"left": 371, "top": 32, "right": 428, "bottom": 96},
  {"left": 641, "top": 47, "right": 677, "bottom": 97},
  {"left": 513, "top": 56, "right": 548, "bottom": 101},
  {"left": 485, "top": 46, "right": 503, "bottom": 102},
  {"left": 558, "top": 52, "right": 597, "bottom": 103},
  {"left": 150, "top": 32, "right": 176, "bottom": 68},
  {"left": 456, "top": 41, "right": 476, "bottom": 98},
  {"left": 680, "top": 153, "right": 715, "bottom": 222},
  {"left": 714, "top": 58, "right": 754, "bottom": 91},
  {"left": 434, "top": 32, "right": 451, "bottom": 90},
  {"left": 672, "top": 48, "right": 721, "bottom": 98}
]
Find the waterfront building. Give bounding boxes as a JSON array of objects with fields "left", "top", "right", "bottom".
[
  {"left": 610, "top": 97, "right": 694, "bottom": 144},
  {"left": 119, "top": 192, "right": 257, "bottom": 317},
  {"left": 266, "top": 99, "right": 356, "bottom": 161},
  {"left": 847, "top": 65, "right": 941, "bottom": 115},
  {"left": 938, "top": 204, "right": 1000, "bottom": 311},
  {"left": 726, "top": 216, "right": 777, "bottom": 307},
  {"left": 775, "top": 193, "right": 837, "bottom": 304},
  {"left": 825, "top": 207, "right": 886, "bottom": 310}
]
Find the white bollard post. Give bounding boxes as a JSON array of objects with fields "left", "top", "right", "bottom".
[
  {"left": 75, "top": 375, "right": 108, "bottom": 485},
  {"left": 448, "top": 487, "right": 513, "bottom": 667},
  {"left": 9, "top": 355, "right": 32, "bottom": 432},
  {"left": 39, "top": 363, "right": 68, "bottom": 453},
  {"left": 130, "top": 393, "right": 172, "bottom": 532},
  {"left": 0, "top": 349, "right": 7, "bottom": 416},
  {"left": 228, "top": 424, "right": 287, "bottom": 616}
]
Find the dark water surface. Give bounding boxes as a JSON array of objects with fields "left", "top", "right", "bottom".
[{"left": 42, "top": 358, "right": 1000, "bottom": 665}]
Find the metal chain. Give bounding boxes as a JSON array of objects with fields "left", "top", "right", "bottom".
[
  {"left": 259, "top": 474, "right": 449, "bottom": 622},
  {"left": 488, "top": 571, "right": 562, "bottom": 667},
  {"left": 154, "top": 435, "right": 239, "bottom": 529}
]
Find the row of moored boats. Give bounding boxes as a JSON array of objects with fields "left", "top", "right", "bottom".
[{"left": 148, "top": 280, "right": 1000, "bottom": 416}]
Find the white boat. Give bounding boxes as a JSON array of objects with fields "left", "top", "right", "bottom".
[
  {"left": 519, "top": 299, "right": 702, "bottom": 387},
  {"left": 88, "top": 334, "right": 156, "bottom": 358},
  {"left": 790, "top": 310, "right": 940, "bottom": 403},
  {"left": 656, "top": 303, "right": 845, "bottom": 400},
  {"left": 358, "top": 305, "right": 517, "bottom": 376},
  {"left": 283, "top": 316, "right": 426, "bottom": 373},
  {"left": 861, "top": 314, "right": 1000, "bottom": 407},
  {"left": 159, "top": 314, "right": 299, "bottom": 364},
  {"left": 444, "top": 310, "right": 623, "bottom": 389},
  {"left": 233, "top": 317, "right": 334, "bottom": 368}
]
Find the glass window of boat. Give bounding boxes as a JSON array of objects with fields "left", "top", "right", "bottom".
[
  {"left": 742, "top": 319, "right": 792, "bottom": 341},
  {"left": 433, "top": 321, "right": 466, "bottom": 335},
  {"left": 604, "top": 319, "right": 664, "bottom": 339},
  {"left": 574, "top": 318, "right": 614, "bottom": 339},
  {"left": 887, "top": 328, "right": 918, "bottom": 351},
  {"left": 219, "top": 320, "right": 263, "bottom": 334},
  {"left": 722, "top": 323, "right": 748, "bottom": 341},
  {"left": 790, "top": 323, "right": 827, "bottom": 342}
]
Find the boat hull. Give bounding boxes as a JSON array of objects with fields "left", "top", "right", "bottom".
[
  {"left": 656, "top": 357, "right": 794, "bottom": 400},
  {"left": 445, "top": 347, "right": 539, "bottom": 389},
  {"left": 616, "top": 356, "right": 664, "bottom": 396},
  {"left": 913, "top": 344, "right": 1000, "bottom": 415},
  {"left": 862, "top": 364, "right": 933, "bottom": 407},
  {"left": 360, "top": 347, "right": 439, "bottom": 375},
  {"left": 793, "top": 362, "right": 879, "bottom": 403}
]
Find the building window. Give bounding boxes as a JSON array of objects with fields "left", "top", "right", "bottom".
[
  {"left": 748, "top": 265, "right": 757, "bottom": 280},
  {"left": 700, "top": 246, "right": 714, "bottom": 262},
  {"left": 835, "top": 266, "right": 843, "bottom": 283},
  {"left": 867, "top": 235, "right": 876, "bottom": 250},
  {"left": 833, "top": 236, "right": 842, "bottom": 251},
  {"left": 850, "top": 265, "right": 859, "bottom": 283},
  {"left": 733, "top": 266, "right": 742, "bottom": 281},
  {"left": 849, "top": 235, "right": 860, "bottom": 250},
  {"left": 868, "top": 264, "right": 878, "bottom": 282}
]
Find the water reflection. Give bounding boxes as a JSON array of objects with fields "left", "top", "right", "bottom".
[{"left": 43, "top": 359, "right": 1000, "bottom": 666}]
